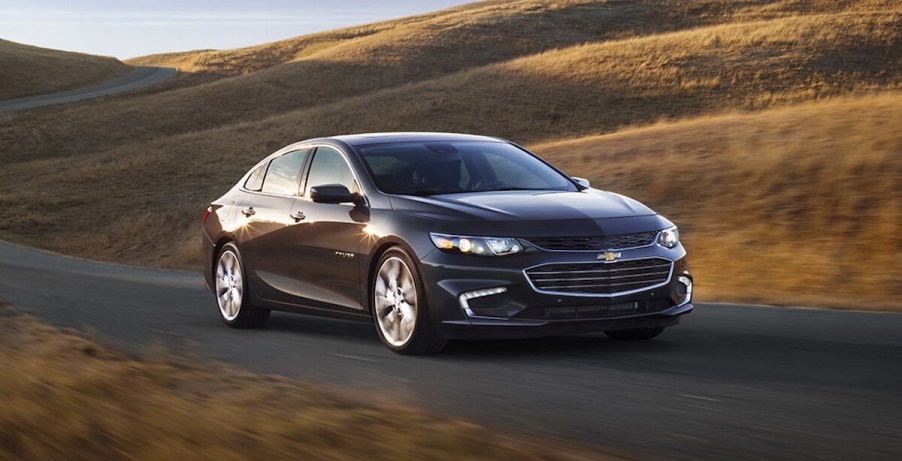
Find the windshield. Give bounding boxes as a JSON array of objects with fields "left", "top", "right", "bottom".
[{"left": 357, "top": 141, "right": 577, "bottom": 195}]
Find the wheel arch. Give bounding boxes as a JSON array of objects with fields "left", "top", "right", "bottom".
[
  {"left": 212, "top": 235, "right": 236, "bottom": 273},
  {"left": 364, "top": 236, "right": 423, "bottom": 315}
]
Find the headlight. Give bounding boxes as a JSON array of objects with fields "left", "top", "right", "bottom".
[
  {"left": 430, "top": 233, "right": 524, "bottom": 256},
  {"left": 657, "top": 226, "right": 679, "bottom": 249}
]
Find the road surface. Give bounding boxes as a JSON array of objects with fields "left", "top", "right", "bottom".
[
  {"left": 0, "top": 66, "right": 176, "bottom": 113},
  {"left": 0, "top": 240, "right": 899, "bottom": 460}
]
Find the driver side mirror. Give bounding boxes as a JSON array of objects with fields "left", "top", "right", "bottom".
[
  {"left": 309, "top": 184, "right": 364, "bottom": 206},
  {"left": 572, "top": 177, "right": 590, "bottom": 188}
]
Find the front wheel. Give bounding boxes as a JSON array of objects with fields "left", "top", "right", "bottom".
[
  {"left": 214, "top": 242, "right": 270, "bottom": 328},
  {"left": 372, "top": 247, "right": 446, "bottom": 355},
  {"left": 604, "top": 327, "right": 665, "bottom": 341}
]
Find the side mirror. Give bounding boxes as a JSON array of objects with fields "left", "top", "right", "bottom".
[
  {"left": 572, "top": 177, "right": 590, "bottom": 188},
  {"left": 310, "top": 184, "right": 364, "bottom": 206}
]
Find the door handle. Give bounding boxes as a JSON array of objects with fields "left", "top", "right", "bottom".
[
  {"left": 241, "top": 207, "right": 256, "bottom": 217},
  {"left": 290, "top": 211, "right": 306, "bottom": 222}
]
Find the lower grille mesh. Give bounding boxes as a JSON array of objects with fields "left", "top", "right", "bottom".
[
  {"left": 514, "top": 298, "right": 675, "bottom": 320},
  {"left": 525, "top": 258, "right": 672, "bottom": 295}
]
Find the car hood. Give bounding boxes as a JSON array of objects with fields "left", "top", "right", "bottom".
[{"left": 392, "top": 189, "right": 653, "bottom": 220}]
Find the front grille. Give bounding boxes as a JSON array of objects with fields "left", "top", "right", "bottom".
[
  {"left": 527, "top": 231, "right": 658, "bottom": 251},
  {"left": 525, "top": 258, "right": 672, "bottom": 295},
  {"left": 514, "top": 298, "right": 675, "bottom": 320}
]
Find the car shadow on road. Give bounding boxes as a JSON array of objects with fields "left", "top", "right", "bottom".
[
  {"left": 262, "top": 312, "right": 687, "bottom": 358},
  {"left": 440, "top": 334, "right": 684, "bottom": 359},
  {"left": 264, "top": 312, "right": 378, "bottom": 341}
]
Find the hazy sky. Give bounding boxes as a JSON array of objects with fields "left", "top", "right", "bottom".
[{"left": 0, "top": 0, "right": 465, "bottom": 59}]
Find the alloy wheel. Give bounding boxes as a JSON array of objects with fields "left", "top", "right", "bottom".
[
  {"left": 216, "top": 250, "right": 243, "bottom": 321},
  {"left": 374, "top": 256, "right": 418, "bottom": 347}
]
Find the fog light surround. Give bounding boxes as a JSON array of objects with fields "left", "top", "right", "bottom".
[
  {"left": 677, "top": 275, "right": 693, "bottom": 305},
  {"left": 459, "top": 287, "right": 508, "bottom": 317}
]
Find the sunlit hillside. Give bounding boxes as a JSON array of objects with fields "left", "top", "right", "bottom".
[
  {"left": 0, "top": 39, "right": 131, "bottom": 100},
  {"left": 4, "top": 0, "right": 894, "bottom": 160},
  {"left": 0, "top": 0, "right": 899, "bottom": 309},
  {"left": 533, "top": 94, "right": 902, "bottom": 310}
]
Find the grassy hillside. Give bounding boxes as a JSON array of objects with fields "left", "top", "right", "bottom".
[
  {"left": 0, "top": 1, "right": 899, "bottom": 309},
  {"left": 128, "top": 0, "right": 896, "bottom": 76},
  {"left": 533, "top": 94, "right": 902, "bottom": 310},
  {"left": 0, "top": 306, "right": 612, "bottom": 459},
  {"left": 4, "top": 0, "right": 890, "bottom": 161},
  {"left": 0, "top": 39, "right": 132, "bottom": 100}
]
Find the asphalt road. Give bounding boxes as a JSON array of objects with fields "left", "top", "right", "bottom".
[
  {"left": 0, "top": 66, "right": 176, "bottom": 113},
  {"left": 0, "top": 240, "right": 899, "bottom": 460}
]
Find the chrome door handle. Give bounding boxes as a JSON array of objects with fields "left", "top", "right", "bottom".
[
  {"left": 241, "top": 207, "right": 255, "bottom": 216},
  {"left": 290, "top": 211, "right": 306, "bottom": 222}
]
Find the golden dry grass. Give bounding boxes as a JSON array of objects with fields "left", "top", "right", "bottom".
[
  {"left": 532, "top": 94, "right": 902, "bottom": 310},
  {"left": 0, "top": 1, "right": 899, "bottom": 309},
  {"left": 6, "top": 0, "right": 889, "bottom": 160},
  {"left": 128, "top": 0, "right": 897, "bottom": 75},
  {"left": 0, "top": 305, "right": 611, "bottom": 460},
  {"left": 0, "top": 39, "right": 132, "bottom": 100}
]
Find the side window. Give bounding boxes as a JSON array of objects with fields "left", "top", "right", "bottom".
[
  {"left": 261, "top": 149, "right": 309, "bottom": 195},
  {"left": 305, "top": 147, "right": 357, "bottom": 194},
  {"left": 244, "top": 163, "right": 267, "bottom": 191}
]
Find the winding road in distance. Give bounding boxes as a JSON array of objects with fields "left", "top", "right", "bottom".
[
  {"left": 0, "top": 66, "right": 176, "bottom": 113},
  {"left": 0, "top": 240, "right": 899, "bottom": 460}
]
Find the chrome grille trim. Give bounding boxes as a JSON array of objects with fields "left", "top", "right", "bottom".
[{"left": 523, "top": 257, "right": 674, "bottom": 298}]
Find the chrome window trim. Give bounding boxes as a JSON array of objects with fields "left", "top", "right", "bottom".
[
  {"left": 238, "top": 143, "right": 366, "bottom": 205},
  {"left": 238, "top": 145, "right": 314, "bottom": 198},
  {"left": 522, "top": 256, "right": 675, "bottom": 298}
]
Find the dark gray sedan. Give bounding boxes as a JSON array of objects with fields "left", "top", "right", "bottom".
[{"left": 202, "top": 132, "right": 693, "bottom": 354}]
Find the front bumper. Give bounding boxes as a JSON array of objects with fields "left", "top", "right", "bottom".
[{"left": 418, "top": 243, "right": 693, "bottom": 340}]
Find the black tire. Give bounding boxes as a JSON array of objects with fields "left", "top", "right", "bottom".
[
  {"left": 371, "top": 247, "right": 447, "bottom": 355},
  {"left": 604, "top": 327, "right": 665, "bottom": 341},
  {"left": 214, "top": 243, "right": 270, "bottom": 328}
]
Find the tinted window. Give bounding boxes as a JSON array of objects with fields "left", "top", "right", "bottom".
[
  {"left": 484, "top": 152, "right": 547, "bottom": 189},
  {"left": 244, "top": 163, "right": 267, "bottom": 191},
  {"left": 306, "top": 147, "right": 357, "bottom": 194},
  {"left": 358, "top": 141, "right": 575, "bottom": 195},
  {"left": 261, "top": 149, "right": 309, "bottom": 195}
]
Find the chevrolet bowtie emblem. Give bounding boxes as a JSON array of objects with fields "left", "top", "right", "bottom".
[{"left": 598, "top": 251, "right": 621, "bottom": 262}]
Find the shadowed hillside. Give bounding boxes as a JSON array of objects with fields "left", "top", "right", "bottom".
[
  {"left": 0, "top": 0, "right": 899, "bottom": 309},
  {"left": 0, "top": 39, "right": 132, "bottom": 100},
  {"left": 0, "top": 306, "right": 613, "bottom": 460}
]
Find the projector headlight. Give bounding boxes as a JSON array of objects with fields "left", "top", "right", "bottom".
[
  {"left": 430, "top": 233, "right": 524, "bottom": 256},
  {"left": 657, "top": 226, "right": 680, "bottom": 249}
]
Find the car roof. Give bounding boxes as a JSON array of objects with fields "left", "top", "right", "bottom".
[{"left": 328, "top": 132, "right": 506, "bottom": 147}]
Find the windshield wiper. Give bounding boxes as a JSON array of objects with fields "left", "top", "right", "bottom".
[
  {"left": 407, "top": 190, "right": 445, "bottom": 196},
  {"left": 483, "top": 187, "right": 545, "bottom": 192}
]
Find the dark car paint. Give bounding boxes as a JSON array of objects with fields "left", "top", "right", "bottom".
[{"left": 203, "top": 133, "right": 692, "bottom": 338}]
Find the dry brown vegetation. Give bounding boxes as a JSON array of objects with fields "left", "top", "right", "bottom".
[
  {"left": 0, "top": 305, "right": 610, "bottom": 460},
  {"left": 533, "top": 94, "right": 902, "bottom": 310},
  {"left": 0, "top": 39, "right": 132, "bottom": 100},
  {"left": 0, "top": 0, "right": 899, "bottom": 309}
]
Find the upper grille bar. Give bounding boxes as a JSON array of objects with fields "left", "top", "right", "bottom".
[{"left": 527, "top": 231, "right": 658, "bottom": 251}]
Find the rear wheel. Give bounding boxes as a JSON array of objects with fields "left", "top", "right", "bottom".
[
  {"left": 372, "top": 247, "right": 446, "bottom": 355},
  {"left": 215, "top": 243, "right": 270, "bottom": 328},
  {"left": 604, "top": 327, "right": 665, "bottom": 341}
]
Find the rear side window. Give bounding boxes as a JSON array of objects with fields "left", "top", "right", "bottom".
[
  {"left": 244, "top": 163, "right": 267, "bottom": 191},
  {"left": 261, "top": 149, "right": 309, "bottom": 195}
]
